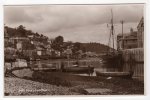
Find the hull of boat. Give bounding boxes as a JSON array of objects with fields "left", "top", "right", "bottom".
[
  {"left": 32, "top": 67, "right": 57, "bottom": 72},
  {"left": 102, "top": 53, "right": 122, "bottom": 64},
  {"left": 63, "top": 67, "right": 94, "bottom": 74},
  {"left": 32, "top": 63, "right": 57, "bottom": 72},
  {"left": 96, "top": 71, "right": 133, "bottom": 78}
]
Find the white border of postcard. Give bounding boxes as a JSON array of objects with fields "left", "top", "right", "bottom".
[{"left": 0, "top": 0, "right": 150, "bottom": 100}]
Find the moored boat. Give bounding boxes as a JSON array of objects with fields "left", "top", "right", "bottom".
[
  {"left": 96, "top": 70, "right": 134, "bottom": 78},
  {"left": 101, "top": 10, "right": 123, "bottom": 64},
  {"left": 31, "top": 63, "right": 57, "bottom": 72},
  {"left": 32, "top": 67, "right": 57, "bottom": 72}
]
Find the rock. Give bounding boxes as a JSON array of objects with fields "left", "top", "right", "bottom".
[{"left": 12, "top": 68, "right": 33, "bottom": 78}]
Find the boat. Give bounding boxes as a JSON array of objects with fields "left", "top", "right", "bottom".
[
  {"left": 101, "top": 10, "right": 122, "bottom": 64},
  {"left": 95, "top": 70, "right": 134, "bottom": 78},
  {"left": 62, "top": 66, "right": 94, "bottom": 74},
  {"left": 32, "top": 67, "right": 57, "bottom": 72},
  {"left": 31, "top": 63, "right": 57, "bottom": 72},
  {"left": 102, "top": 52, "right": 122, "bottom": 64}
]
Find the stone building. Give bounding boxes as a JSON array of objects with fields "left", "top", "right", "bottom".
[
  {"left": 117, "top": 28, "right": 138, "bottom": 50},
  {"left": 137, "top": 17, "right": 144, "bottom": 48}
]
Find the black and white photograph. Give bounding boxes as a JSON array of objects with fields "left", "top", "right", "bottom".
[{"left": 4, "top": 4, "right": 144, "bottom": 96}]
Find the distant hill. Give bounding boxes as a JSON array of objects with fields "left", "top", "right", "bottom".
[{"left": 80, "top": 42, "right": 113, "bottom": 54}]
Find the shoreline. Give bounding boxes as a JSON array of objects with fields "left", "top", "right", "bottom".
[{"left": 4, "top": 70, "right": 144, "bottom": 96}]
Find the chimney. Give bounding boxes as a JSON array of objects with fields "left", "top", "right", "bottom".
[{"left": 130, "top": 28, "right": 133, "bottom": 33}]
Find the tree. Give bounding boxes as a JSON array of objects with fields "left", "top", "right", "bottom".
[
  {"left": 40, "top": 34, "right": 44, "bottom": 37},
  {"left": 73, "top": 42, "right": 81, "bottom": 51},
  {"left": 81, "top": 46, "right": 86, "bottom": 53},
  {"left": 51, "top": 36, "right": 64, "bottom": 52},
  {"left": 55, "top": 36, "right": 64, "bottom": 45},
  {"left": 17, "top": 25, "right": 27, "bottom": 37},
  {"left": 27, "top": 30, "right": 34, "bottom": 35},
  {"left": 35, "top": 32, "right": 40, "bottom": 37}
]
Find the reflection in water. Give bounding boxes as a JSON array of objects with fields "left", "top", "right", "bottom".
[
  {"left": 123, "top": 63, "right": 144, "bottom": 81},
  {"left": 31, "top": 59, "right": 144, "bottom": 81},
  {"left": 94, "top": 63, "right": 144, "bottom": 81}
]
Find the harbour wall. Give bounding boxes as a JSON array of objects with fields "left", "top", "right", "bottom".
[{"left": 121, "top": 48, "right": 144, "bottom": 63}]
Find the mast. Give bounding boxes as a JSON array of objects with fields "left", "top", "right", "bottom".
[
  {"left": 106, "top": 9, "right": 115, "bottom": 54},
  {"left": 120, "top": 20, "right": 124, "bottom": 49},
  {"left": 107, "top": 28, "right": 112, "bottom": 54},
  {"left": 111, "top": 9, "right": 115, "bottom": 53}
]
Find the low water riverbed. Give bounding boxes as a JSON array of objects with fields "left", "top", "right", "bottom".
[{"left": 29, "top": 58, "right": 144, "bottom": 81}]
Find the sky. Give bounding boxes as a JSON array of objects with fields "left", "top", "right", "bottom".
[{"left": 4, "top": 4, "right": 144, "bottom": 48}]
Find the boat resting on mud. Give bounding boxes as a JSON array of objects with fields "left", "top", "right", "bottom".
[
  {"left": 95, "top": 71, "right": 134, "bottom": 78},
  {"left": 31, "top": 63, "right": 57, "bottom": 72},
  {"left": 62, "top": 66, "right": 94, "bottom": 74}
]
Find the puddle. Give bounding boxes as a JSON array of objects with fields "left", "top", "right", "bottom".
[{"left": 85, "top": 88, "right": 112, "bottom": 94}]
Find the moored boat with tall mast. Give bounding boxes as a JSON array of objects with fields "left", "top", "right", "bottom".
[{"left": 102, "top": 9, "right": 122, "bottom": 64}]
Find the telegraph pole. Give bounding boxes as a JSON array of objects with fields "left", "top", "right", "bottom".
[
  {"left": 120, "top": 20, "right": 124, "bottom": 49},
  {"left": 111, "top": 9, "right": 115, "bottom": 53}
]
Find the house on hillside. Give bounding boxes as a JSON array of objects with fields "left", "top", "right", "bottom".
[
  {"left": 36, "top": 46, "right": 47, "bottom": 56},
  {"left": 9, "top": 37, "right": 30, "bottom": 49},
  {"left": 27, "top": 34, "right": 34, "bottom": 40},
  {"left": 85, "top": 51, "right": 97, "bottom": 57},
  {"left": 4, "top": 26, "right": 10, "bottom": 47},
  {"left": 9, "top": 37, "right": 29, "bottom": 44}
]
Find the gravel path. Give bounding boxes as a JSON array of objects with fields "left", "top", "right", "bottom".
[{"left": 5, "top": 77, "right": 80, "bottom": 96}]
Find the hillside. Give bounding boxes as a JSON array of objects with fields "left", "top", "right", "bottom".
[
  {"left": 4, "top": 25, "right": 113, "bottom": 54},
  {"left": 81, "top": 42, "right": 113, "bottom": 54}
]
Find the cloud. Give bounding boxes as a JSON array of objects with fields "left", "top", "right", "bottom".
[
  {"left": 4, "top": 6, "right": 43, "bottom": 24},
  {"left": 44, "top": 22, "right": 138, "bottom": 46},
  {"left": 4, "top": 4, "right": 144, "bottom": 46}
]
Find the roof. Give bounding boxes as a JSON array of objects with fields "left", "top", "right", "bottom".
[
  {"left": 36, "top": 45, "right": 46, "bottom": 50},
  {"left": 137, "top": 17, "right": 144, "bottom": 29},
  {"left": 118, "top": 31, "right": 137, "bottom": 38},
  {"left": 27, "top": 35, "right": 34, "bottom": 38},
  {"left": 10, "top": 37, "right": 29, "bottom": 40}
]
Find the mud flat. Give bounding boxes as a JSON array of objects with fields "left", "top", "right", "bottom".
[{"left": 4, "top": 68, "right": 144, "bottom": 96}]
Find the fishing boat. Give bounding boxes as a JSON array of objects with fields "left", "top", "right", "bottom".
[
  {"left": 62, "top": 66, "right": 94, "bottom": 74},
  {"left": 95, "top": 70, "right": 134, "bottom": 78}
]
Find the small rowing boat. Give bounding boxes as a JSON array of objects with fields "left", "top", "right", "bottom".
[{"left": 95, "top": 71, "right": 134, "bottom": 78}]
